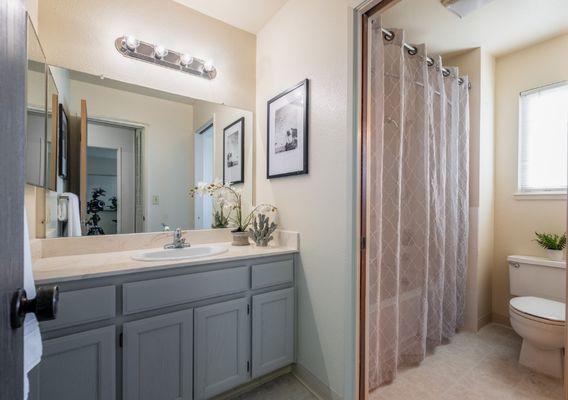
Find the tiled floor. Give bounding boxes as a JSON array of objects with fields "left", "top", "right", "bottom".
[
  {"left": 370, "top": 324, "right": 564, "bottom": 400},
  {"left": 233, "top": 373, "right": 317, "bottom": 400}
]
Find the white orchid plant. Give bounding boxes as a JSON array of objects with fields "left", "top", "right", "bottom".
[{"left": 190, "top": 179, "right": 277, "bottom": 232}]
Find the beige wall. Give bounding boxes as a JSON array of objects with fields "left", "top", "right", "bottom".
[
  {"left": 478, "top": 49, "right": 496, "bottom": 327},
  {"left": 25, "top": 0, "right": 38, "bottom": 27},
  {"left": 493, "top": 34, "right": 568, "bottom": 320},
  {"left": 38, "top": 0, "right": 256, "bottom": 111},
  {"left": 255, "top": 0, "right": 355, "bottom": 397},
  {"left": 445, "top": 48, "right": 495, "bottom": 331}
]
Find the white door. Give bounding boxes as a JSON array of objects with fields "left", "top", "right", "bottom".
[
  {"left": 87, "top": 121, "right": 136, "bottom": 234},
  {"left": 194, "top": 123, "right": 214, "bottom": 229}
]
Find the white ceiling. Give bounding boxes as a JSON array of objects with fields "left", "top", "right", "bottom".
[
  {"left": 382, "top": 0, "right": 568, "bottom": 57},
  {"left": 172, "top": 0, "right": 289, "bottom": 34}
]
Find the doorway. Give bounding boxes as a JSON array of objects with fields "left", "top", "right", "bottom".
[
  {"left": 86, "top": 120, "right": 138, "bottom": 235},
  {"left": 356, "top": 1, "right": 568, "bottom": 399}
]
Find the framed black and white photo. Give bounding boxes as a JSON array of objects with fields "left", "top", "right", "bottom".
[
  {"left": 267, "top": 79, "right": 309, "bottom": 179},
  {"left": 223, "top": 117, "right": 244, "bottom": 184},
  {"left": 58, "top": 104, "right": 69, "bottom": 179}
]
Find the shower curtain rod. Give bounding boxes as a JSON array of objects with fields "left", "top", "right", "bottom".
[{"left": 381, "top": 28, "right": 471, "bottom": 89}]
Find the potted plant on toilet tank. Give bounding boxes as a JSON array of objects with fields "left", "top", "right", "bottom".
[
  {"left": 534, "top": 232, "right": 566, "bottom": 261},
  {"left": 190, "top": 179, "right": 277, "bottom": 246}
]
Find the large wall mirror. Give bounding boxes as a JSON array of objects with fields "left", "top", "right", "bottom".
[
  {"left": 42, "top": 67, "right": 253, "bottom": 237},
  {"left": 25, "top": 16, "right": 47, "bottom": 188},
  {"left": 25, "top": 17, "right": 254, "bottom": 238}
]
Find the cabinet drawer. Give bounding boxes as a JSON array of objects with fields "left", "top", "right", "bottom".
[
  {"left": 41, "top": 286, "right": 116, "bottom": 331},
  {"left": 251, "top": 260, "right": 293, "bottom": 289},
  {"left": 123, "top": 266, "right": 249, "bottom": 315}
]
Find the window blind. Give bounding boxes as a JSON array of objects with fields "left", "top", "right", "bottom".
[{"left": 518, "top": 82, "right": 568, "bottom": 193}]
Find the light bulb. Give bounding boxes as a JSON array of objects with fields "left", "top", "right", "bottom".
[
  {"left": 154, "top": 44, "right": 168, "bottom": 59},
  {"left": 180, "top": 53, "right": 193, "bottom": 66},
  {"left": 124, "top": 35, "right": 139, "bottom": 51},
  {"left": 203, "top": 60, "right": 214, "bottom": 72}
]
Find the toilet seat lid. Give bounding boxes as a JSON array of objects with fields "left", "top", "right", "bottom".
[{"left": 510, "top": 296, "right": 565, "bottom": 322}]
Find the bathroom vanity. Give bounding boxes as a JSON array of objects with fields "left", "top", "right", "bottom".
[{"left": 29, "top": 240, "right": 298, "bottom": 400}]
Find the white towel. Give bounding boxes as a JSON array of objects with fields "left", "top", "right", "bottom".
[
  {"left": 23, "top": 211, "right": 42, "bottom": 400},
  {"left": 63, "top": 192, "right": 82, "bottom": 237}
]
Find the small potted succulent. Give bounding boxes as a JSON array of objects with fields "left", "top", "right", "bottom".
[
  {"left": 190, "top": 180, "right": 277, "bottom": 246},
  {"left": 534, "top": 232, "right": 566, "bottom": 261}
]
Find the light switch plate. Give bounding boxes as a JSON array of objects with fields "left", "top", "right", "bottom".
[{"left": 152, "top": 195, "right": 159, "bottom": 205}]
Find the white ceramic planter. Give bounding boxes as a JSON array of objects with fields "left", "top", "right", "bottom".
[{"left": 547, "top": 249, "right": 565, "bottom": 262}]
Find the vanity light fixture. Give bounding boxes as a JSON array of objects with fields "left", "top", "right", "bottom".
[
  {"left": 203, "top": 60, "right": 215, "bottom": 73},
  {"left": 115, "top": 35, "right": 217, "bottom": 80},
  {"left": 180, "top": 53, "right": 193, "bottom": 67},
  {"left": 154, "top": 44, "right": 168, "bottom": 59},
  {"left": 124, "top": 35, "right": 140, "bottom": 51}
]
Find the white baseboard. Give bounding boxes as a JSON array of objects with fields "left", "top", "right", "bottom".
[
  {"left": 293, "top": 363, "right": 343, "bottom": 400},
  {"left": 212, "top": 365, "right": 293, "bottom": 400}
]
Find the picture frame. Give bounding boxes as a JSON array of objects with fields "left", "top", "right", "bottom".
[
  {"left": 58, "top": 103, "right": 69, "bottom": 179},
  {"left": 267, "top": 79, "right": 309, "bottom": 179},
  {"left": 223, "top": 117, "right": 245, "bottom": 184}
]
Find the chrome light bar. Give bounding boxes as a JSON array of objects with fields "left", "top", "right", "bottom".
[{"left": 114, "top": 35, "right": 217, "bottom": 80}]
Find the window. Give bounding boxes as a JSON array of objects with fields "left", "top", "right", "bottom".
[{"left": 518, "top": 82, "right": 568, "bottom": 193}]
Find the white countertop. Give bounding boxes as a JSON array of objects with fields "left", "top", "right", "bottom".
[{"left": 33, "top": 242, "right": 298, "bottom": 284}]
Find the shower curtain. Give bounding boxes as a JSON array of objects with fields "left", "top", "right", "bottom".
[{"left": 367, "top": 17, "right": 470, "bottom": 390}]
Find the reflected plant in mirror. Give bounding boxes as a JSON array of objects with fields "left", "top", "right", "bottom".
[
  {"left": 211, "top": 191, "right": 231, "bottom": 229},
  {"left": 86, "top": 187, "right": 108, "bottom": 235},
  {"left": 190, "top": 180, "right": 277, "bottom": 246}
]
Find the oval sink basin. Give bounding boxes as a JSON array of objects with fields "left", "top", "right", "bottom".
[{"left": 132, "top": 245, "right": 228, "bottom": 262}]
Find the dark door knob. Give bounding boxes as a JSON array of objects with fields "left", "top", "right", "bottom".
[{"left": 11, "top": 286, "right": 59, "bottom": 329}]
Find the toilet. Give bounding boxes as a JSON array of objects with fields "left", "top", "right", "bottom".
[{"left": 508, "top": 255, "right": 566, "bottom": 378}]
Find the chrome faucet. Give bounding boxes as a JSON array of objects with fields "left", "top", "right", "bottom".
[{"left": 164, "top": 228, "right": 190, "bottom": 249}]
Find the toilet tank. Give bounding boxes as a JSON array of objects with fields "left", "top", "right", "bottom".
[{"left": 508, "top": 255, "right": 566, "bottom": 302}]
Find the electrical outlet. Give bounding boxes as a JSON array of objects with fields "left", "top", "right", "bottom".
[{"left": 152, "top": 195, "right": 160, "bottom": 205}]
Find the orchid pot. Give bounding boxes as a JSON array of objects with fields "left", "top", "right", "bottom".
[{"left": 231, "top": 230, "right": 251, "bottom": 246}]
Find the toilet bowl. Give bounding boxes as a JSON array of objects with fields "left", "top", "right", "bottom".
[
  {"left": 509, "top": 296, "right": 565, "bottom": 378},
  {"left": 508, "top": 255, "right": 566, "bottom": 378}
]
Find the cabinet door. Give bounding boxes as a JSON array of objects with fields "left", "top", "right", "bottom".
[
  {"left": 252, "top": 288, "right": 295, "bottom": 378},
  {"left": 123, "top": 309, "right": 193, "bottom": 400},
  {"left": 194, "top": 298, "right": 250, "bottom": 400},
  {"left": 30, "top": 326, "right": 115, "bottom": 400}
]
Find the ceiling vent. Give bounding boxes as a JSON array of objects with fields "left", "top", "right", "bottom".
[{"left": 441, "top": 0, "right": 496, "bottom": 18}]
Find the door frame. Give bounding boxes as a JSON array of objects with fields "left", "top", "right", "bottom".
[
  {"left": 194, "top": 120, "right": 214, "bottom": 229},
  {"left": 354, "top": 3, "right": 568, "bottom": 400},
  {"left": 0, "top": 0, "right": 27, "bottom": 398},
  {"left": 353, "top": 1, "right": 400, "bottom": 399}
]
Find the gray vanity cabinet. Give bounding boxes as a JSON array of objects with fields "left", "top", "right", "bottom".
[
  {"left": 193, "top": 298, "right": 250, "bottom": 400},
  {"left": 251, "top": 287, "right": 295, "bottom": 378},
  {"left": 32, "top": 254, "right": 296, "bottom": 400},
  {"left": 30, "top": 326, "right": 116, "bottom": 400},
  {"left": 123, "top": 309, "right": 193, "bottom": 400}
]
